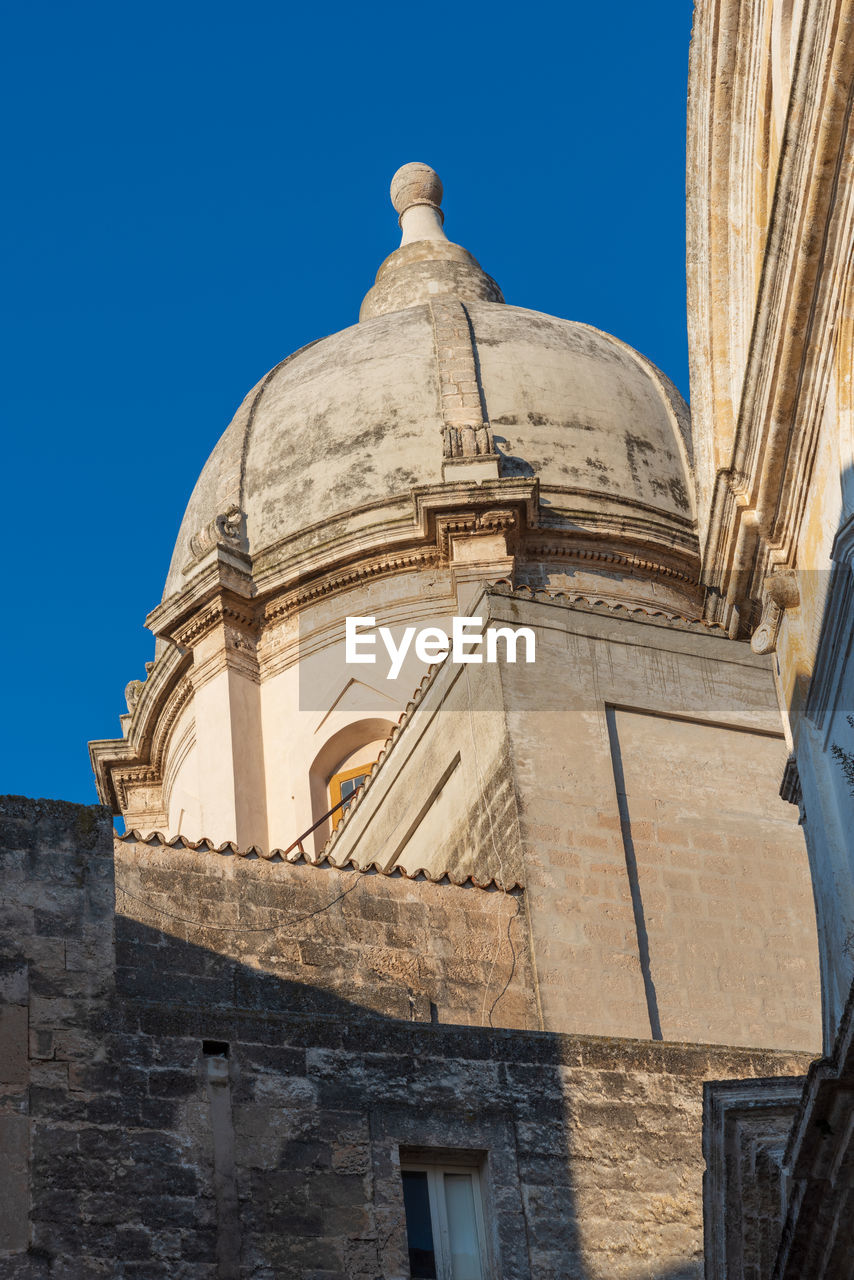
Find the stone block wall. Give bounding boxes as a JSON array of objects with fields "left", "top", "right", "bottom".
[
  {"left": 0, "top": 796, "right": 116, "bottom": 1277},
  {"left": 113, "top": 834, "right": 537, "bottom": 1031},
  {"left": 494, "top": 593, "right": 822, "bottom": 1052},
  {"left": 0, "top": 795, "right": 816, "bottom": 1279}
]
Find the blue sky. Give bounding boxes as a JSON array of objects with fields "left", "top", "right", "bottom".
[{"left": 1, "top": 2, "right": 694, "bottom": 805}]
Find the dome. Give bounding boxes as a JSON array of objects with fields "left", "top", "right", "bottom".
[
  {"left": 95, "top": 162, "right": 701, "bottom": 852},
  {"left": 163, "top": 164, "right": 694, "bottom": 602}
]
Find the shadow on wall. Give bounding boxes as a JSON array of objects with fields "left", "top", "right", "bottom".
[
  {"left": 20, "top": 916, "right": 707, "bottom": 1279},
  {"left": 110, "top": 915, "right": 580, "bottom": 1280},
  {"left": 1, "top": 795, "right": 704, "bottom": 1279}
]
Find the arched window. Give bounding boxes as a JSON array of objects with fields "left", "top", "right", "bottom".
[{"left": 307, "top": 718, "right": 395, "bottom": 850}]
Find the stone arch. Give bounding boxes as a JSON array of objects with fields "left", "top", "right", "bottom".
[{"left": 308, "top": 717, "right": 396, "bottom": 853}]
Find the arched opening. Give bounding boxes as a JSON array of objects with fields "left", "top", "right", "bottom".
[{"left": 307, "top": 717, "right": 396, "bottom": 854}]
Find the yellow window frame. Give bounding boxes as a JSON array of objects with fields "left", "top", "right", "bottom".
[{"left": 328, "top": 763, "right": 374, "bottom": 829}]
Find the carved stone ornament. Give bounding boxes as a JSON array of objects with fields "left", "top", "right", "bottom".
[
  {"left": 187, "top": 504, "right": 245, "bottom": 564},
  {"left": 442, "top": 422, "right": 495, "bottom": 459},
  {"left": 124, "top": 679, "right": 145, "bottom": 714},
  {"left": 750, "top": 570, "right": 800, "bottom": 654},
  {"left": 435, "top": 508, "right": 519, "bottom": 559}
]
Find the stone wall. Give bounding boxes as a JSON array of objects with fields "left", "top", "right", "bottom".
[
  {"left": 495, "top": 591, "right": 822, "bottom": 1052},
  {"left": 0, "top": 795, "right": 116, "bottom": 1276},
  {"left": 0, "top": 796, "right": 816, "bottom": 1280},
  {"left": 113, "top": 834, "right": 537, "bottom": 1031}
]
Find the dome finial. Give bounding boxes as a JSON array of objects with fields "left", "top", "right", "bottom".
[
  {"left": 359, "top": 161, "right": 504, "bottom": 320},
  {"left": 390, "top": 162, "right": 448, "bottom": 246}
]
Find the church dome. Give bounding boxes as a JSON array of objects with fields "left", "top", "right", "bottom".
[
  {"left": 94, "top": 162, "right": 701, "bottom": 852},
  {"left": 162, "top": 163, "right": 696, "bottom": 602}
]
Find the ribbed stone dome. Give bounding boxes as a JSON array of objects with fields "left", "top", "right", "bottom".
[
  {"left": 163, "top": 301, "right": 693, "bottom": 600},
  {"left": 162, "top": 163, "right": 694, "bottom": 602}
]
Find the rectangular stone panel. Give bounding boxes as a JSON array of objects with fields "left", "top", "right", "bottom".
[{"left": 610, "top": 708, "right": 821, "bottom": 1050}]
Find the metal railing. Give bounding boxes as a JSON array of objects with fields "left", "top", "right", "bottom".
[{"left": 281, "top": 791, "right": 361, "bottom": 858}]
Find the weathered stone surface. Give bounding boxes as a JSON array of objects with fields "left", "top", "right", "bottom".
[{"left": 0, "top": 796, "right": 818, "bottom": 1278}]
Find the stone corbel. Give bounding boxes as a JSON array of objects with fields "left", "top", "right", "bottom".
[{"left": 750, "top": 570, "right": 800, "bottom": 654}]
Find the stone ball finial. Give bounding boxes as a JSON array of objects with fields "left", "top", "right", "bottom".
[{"left": 390, "top": 162, "right": 444, "bottom": 217}]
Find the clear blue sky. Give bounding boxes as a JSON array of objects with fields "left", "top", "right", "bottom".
[{"left": 1, "top": 2, "right": 695, "bottom": 806}]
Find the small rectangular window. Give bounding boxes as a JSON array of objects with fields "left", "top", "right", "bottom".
[{"left": 401, "top": 1162, "right": 487, "bottom": 1280}]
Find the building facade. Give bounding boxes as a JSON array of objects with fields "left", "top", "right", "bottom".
[
  {"left": 688, "top": 0, "right": 854, "bottom": 1275},
  {"left": 3, "top": 12, "right": 854, "bottom": 1268}
]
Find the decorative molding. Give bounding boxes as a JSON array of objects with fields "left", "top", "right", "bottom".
[
  {"left": 774, "top": 974, "right": 854, "bottom": 1278},
  {"left": 172, "top": 594, "right": 258, "bottom": 651},
  {"left": 150, "top": 676, "right": 194, "bottom": 776},
  {"left": 497, "top": 582, "right": 729, "bottom": 636},
  {"left": 703, "top": 1076, "right": 809, "bottom": 1280},
  {"left": 114, "top": 764, "right": 163, "bottom": 815},
  {"left": 146, "top": 555, "right": 255, "bottom": 647},
  {"left": 698, "top": 1, "right": 854, "bottom": 632},
  {"left": 254, "top": 518, "right": 699, "bottom": 635},
  {"left": 262, "top": 547, "right": 440, "bottom": 624},
  {"left": 525, "top": 539, "right": 700, "bottom": 586},
  {"left": 436, "top": 507, "right": 519, "bottom": 559},
  {"left": 161, "top": 717, "right": 196, "bottom": 814},
  {"left": 89, "top": 641, "right": 193, "bottom": 813},
  {"left": 413, "top": 478, "right": 539, "bottom": 542},
  {"left": 191, "top": 635, "right": 261, "bottom": 691},
  {"left": 261, "top": 483, "right": 538, "bottom": 628}
]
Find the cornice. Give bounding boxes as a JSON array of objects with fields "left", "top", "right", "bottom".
[
  {"left": 103, "top": 473, "right": 702, "bottom": 816},
  {"left": 89, "top": 736, "right": 139, "bottom": 812},
  {"left": 89, "top": 642, "right": 192, "bottom": 811},
  {"left": 492, "top": 582, "right": 730, "bottom": 639},
  {"left": 146, "top": 551, "right": 255, "bottom": 643},
  {"left": 114, "top": 765, "right": 162, "bottom": 814},
  {"left": 171, "top": 593, "right": 259, "bottom": 650},
  {"left": 262, "top": 546, "right": 441, "bottom": 624},
  {"left": 524, "top": 539, "right": 700, "bottom": 587},
  {"left": 257, "top": 523, "right": 699, "bottom": 640}
]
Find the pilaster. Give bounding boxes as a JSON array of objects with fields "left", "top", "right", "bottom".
[{"left": 171, "top": 593, "right": 267, "bottom": 851}]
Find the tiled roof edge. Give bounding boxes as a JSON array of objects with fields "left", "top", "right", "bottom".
[{"left": 114, "top": 827, "right": 521, "bottom": 893}]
